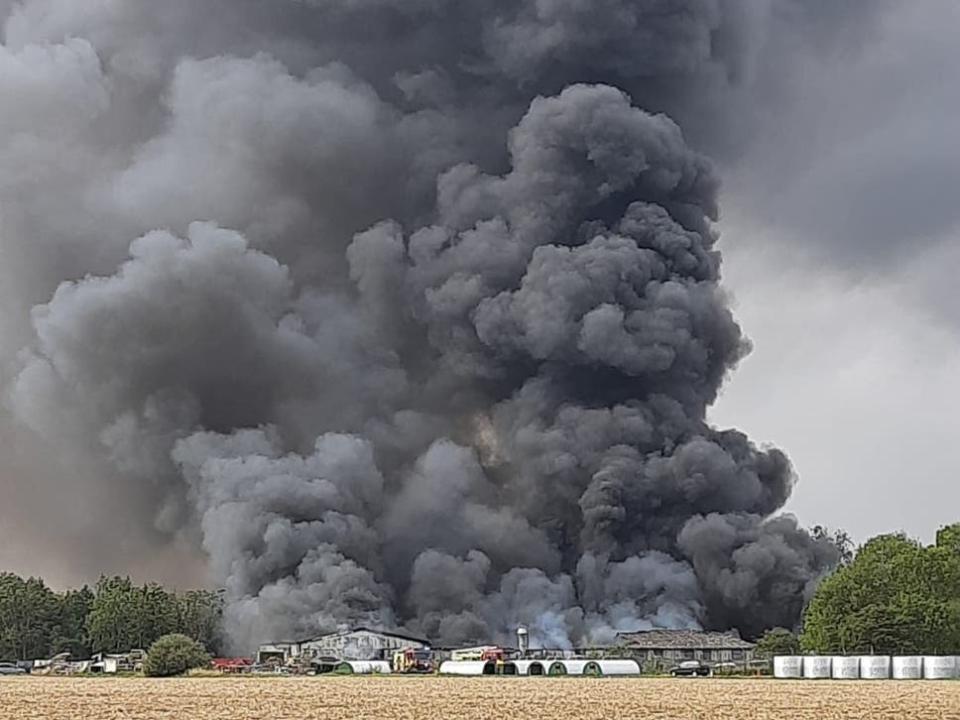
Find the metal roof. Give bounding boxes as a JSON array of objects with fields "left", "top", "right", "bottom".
[
  {"left": 299, "top": 626, "right": 429, "bottom": 646},
  {"left": 617, "top": 630, "right": 756, "bottom": 650}
]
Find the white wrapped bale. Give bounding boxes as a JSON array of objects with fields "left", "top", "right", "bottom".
[
  {"left": 773, "top": 656, "right": 803, "bottom": 679},
  {"left": 554, "top": 659, "right": 603, "bottom": 676},
  {"left": 513, "top": 660, "right": 547, "bottom": 676},
  {"left": 802, "top": 656, "right": 832, "bottom": 679},
  {"left": 859, "top": 656, "right": 890, "bottom": 679},
  {"left": 892, "top": 657, "right": 923, "bottom": 680},
  {"left": 439, "top": 660, "right": 493, "bottom": 676},
  {"left": 831, "top": 656, "right": 860, "bottom": 679},
  {"left": 595, "top": 660, "right": 641, "bottom": 676},
  {"left": 335, "top": 661, "right": 392, "bottom": 674},
  {"left": 923, "top": 656, "right": 957, "bottom": 680}
]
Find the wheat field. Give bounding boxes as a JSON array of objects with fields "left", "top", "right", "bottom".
[{"left": 0, "top": 676, "right": 957, "bottom": 720}]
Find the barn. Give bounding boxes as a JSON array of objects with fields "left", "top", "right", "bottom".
[
  {"left": 617, "top": 629, "right": 756, "bottom": 670},
  {"left": 299, "top": 628, "right": 429, "bottom": 661},
  {"left": 257, "top": 627, "right": 429, "bottom": 665}
]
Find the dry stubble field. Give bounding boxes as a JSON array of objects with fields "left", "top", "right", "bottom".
[{"left": 1, "top": 676, "right": 958, "bottom": 720}]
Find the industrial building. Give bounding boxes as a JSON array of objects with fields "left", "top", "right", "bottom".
[
  {"left": 257, "top": 627, "right": 429, "bottom": 665},
  {"left": 617, "top": 629, "right": 756, "bottom": 669}
]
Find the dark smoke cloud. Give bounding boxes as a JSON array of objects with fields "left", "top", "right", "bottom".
[{"left": 0, "top": 0, "right": 868, "bottom": 648}]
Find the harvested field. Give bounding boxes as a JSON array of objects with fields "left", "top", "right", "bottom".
[{"left": 0, "top": 676, "right": 958, "bottom": 720}]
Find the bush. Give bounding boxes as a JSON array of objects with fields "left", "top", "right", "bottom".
[{"left": 143, "top": 634, "right": 210, "bottom": 677}]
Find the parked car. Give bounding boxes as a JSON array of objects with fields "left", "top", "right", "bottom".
[
  {"left": 670, "top": 660, "right": 711, "bottom": 677},
  {"left": 0, "top": 663, "right": 26, "bottom": 676}
]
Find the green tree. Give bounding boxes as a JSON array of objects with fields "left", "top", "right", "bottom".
[
  {"left": 801, "top": 531, "right": 960, "bottom": 654},
  {"left": 143, "top": 634, "right": 210, "bottom": 677},
  {"left": 135, "top": 583, "right": 180, "bottom": 649},
  {"left": 51, "top": 586, "right": 95, "bottom": 658},
  {"left": 0, "top": 574, "right": 60, "bottom": 661},
  {"left": 87, "top": 577, "right": 199, "bottom": 654},
  {"left": 86, "top": 576, "right": 140, "bottom": 653},
  {"left": 754, "top": 628, "right": 800, "bottom": 658},
  {"left": 178, "top": 590, "right": 224, "bottom": 654},
  {"left": 936, "top": 523, "right": 960, "bottom": 553}
]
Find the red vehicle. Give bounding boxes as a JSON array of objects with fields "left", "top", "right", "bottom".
[
  {"left": 392, "top": 648, "right": 434, "bottom": 673},
  {"left": 212, "top": 658, "right": 253, "bottom": 674}
]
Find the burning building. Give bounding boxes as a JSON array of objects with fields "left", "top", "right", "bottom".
[{"left": 257, "top": 628, "right": 429, "bottom": 665}]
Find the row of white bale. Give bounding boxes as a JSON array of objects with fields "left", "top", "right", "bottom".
[
  {"left": 439, "top": 659, "right": 641, "bottom": 676},
  {"left": 774, "top": 656, "right": 959, "bottom": 680}
]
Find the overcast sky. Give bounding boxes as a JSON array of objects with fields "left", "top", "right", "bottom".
[{"left": 711, "top": 2, "right": 960, "bottom": 544}]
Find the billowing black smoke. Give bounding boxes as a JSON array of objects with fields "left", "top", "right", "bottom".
[{"left": 1, "top": 1, "right": 857, "bottom": 650}]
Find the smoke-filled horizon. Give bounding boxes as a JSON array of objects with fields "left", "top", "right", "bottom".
[{"left": 0, "top": 1, "right": 873, "bottom": 652}]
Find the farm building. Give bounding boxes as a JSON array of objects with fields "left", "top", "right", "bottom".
[
  {"left": 617, "top": 630, "right": 756, "bottom": 668},
  {"left": 257, "top": 627, "right": 429, "bottom": 664}
]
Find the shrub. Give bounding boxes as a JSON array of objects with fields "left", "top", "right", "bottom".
[{"left": 143, "top": 634, "right": 210, "bottom": 677}]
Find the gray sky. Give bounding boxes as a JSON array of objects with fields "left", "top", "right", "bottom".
[{"left": 711, "top": 2, "right": 960, "bottom": 544}]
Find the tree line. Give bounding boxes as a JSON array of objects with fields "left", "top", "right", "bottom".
[
  {"left": 756, "top": 522, "right": 960, "bottom": 657},
  {"left": 4, "top": 522, "right": 958, "bottom": 662},
  {"left": 0, "top": 575, "right": 222, "bottom": 661}
]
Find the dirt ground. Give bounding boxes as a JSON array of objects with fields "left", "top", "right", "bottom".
[{"left": 0, "top": 676, "right": 957, "bottom": 720}]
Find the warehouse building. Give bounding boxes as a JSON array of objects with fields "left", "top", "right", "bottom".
[
  {"left": 616, "top": 629, "right": 756, "bottom": 669},
  {"left": 257, "top": 627, "right": 429, "bottom": 665}
]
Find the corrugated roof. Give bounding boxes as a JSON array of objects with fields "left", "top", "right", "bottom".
[
  {"left": 617, "top": 629, "right": 755, "bottom": 650},
  {"left": 300, "top": 626, "right": 429, "bottom": 646}
]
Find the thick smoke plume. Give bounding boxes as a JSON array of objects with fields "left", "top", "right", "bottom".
[{"left": 0, "top": 1, "right": 857, "bottom": 650}]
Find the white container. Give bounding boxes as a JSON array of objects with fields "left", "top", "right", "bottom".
[
  {"left": 773, "top": 656, "right": 803, "bottom": 679},
  {"left": 859, "top": 656, "right": 890, "bottom": 679},
  {"left": 831, "top": 656, "right": 860, "bottom": 679},
  {"left": 595, "top": 660, "right": 641, "bottom": 676},
  {"left": 802, "top": 656, "right": 832, "bottom": 679},
  {"left": 923, "top": 656, "right": 957, "bottom": 680},
  {"left": 892, "top": 657, "right": 923, "bottom": 680},
  {"left": 439, "top": 660, "right": 493, "bottom": 676},
  {"left": 336, "top": 660, "right": 391, "bottom": 674}
]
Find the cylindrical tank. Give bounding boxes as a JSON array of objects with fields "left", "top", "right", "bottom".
[
  {"left": 859, "top": 656, "right": 890, "bottom": 679},
  {"left": 831, "top": 656, "right": 860, "bottom": 679},
  {"left": 802, "top": 656, "right": 832, "bottom": 679},
  {"left": 923, "top": 656, "right": 957, "bottom": 680},
  {"left": 892, "top": 657, "right": 923, "bottom": 680},
  {"left": 439, "top": 660, "right": 494, "bottom": 676},
  {"left": 595, "top": 660, "right": 641, "bottom": 676},
  {"left": 773, "top": 656, "right": 803, "bottom": 679},
  {"left": 517, "top": 626, "right": 529, "bottom": 656},
  {"left": 335, "top": 661, "right": 392, "bottom": 674}
]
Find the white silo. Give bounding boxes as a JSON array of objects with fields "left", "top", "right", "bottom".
[
  {"left": 923, "top": 656, "right": 957, "bottom": 680},
  {"left": 891, "top": 657, "right": 923, "bottom": 680},
  {"left": 831, "top": 656, "right": 860, "bottom": 679},
  {"left": 773, "top": 656, "right": 803, "bottom": 679},
  {"left": 859, "top": 656, "right": 890, "bottom": 679},
  {"left": 516, "top": 626, "right": 529, "bottom": 657},
  {"left": 802, "top": 656, "right": 832, "bottom": 679}
]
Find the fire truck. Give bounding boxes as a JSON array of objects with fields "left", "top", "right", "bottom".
[{"left": 391, "top": 647, "right": 434, "bottom": 674}]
